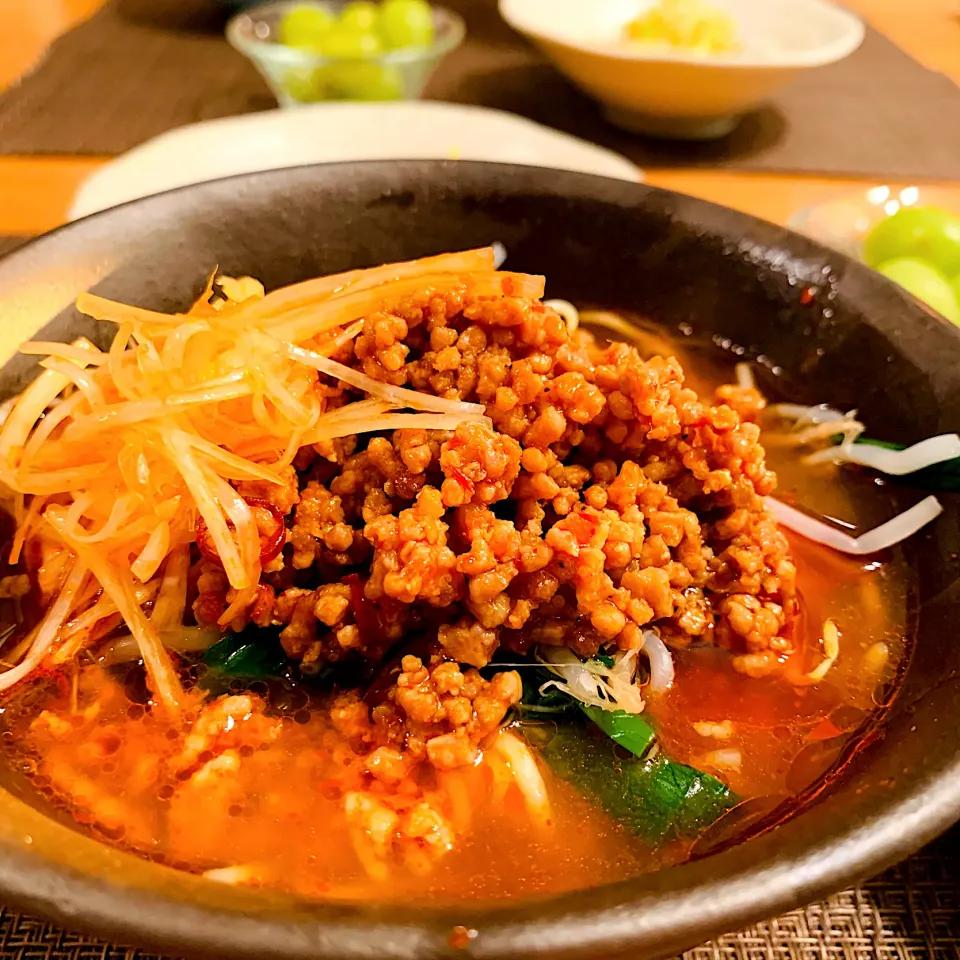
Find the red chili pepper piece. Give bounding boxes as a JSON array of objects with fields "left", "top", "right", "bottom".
[
  {"left": 248, "top": 498, "right": 287, "bottom": 563},
  {"left": 808, "top": 717, "right": 845, "bottom": 742},
  {"left": 450, "top": 467, "right": 473, "bottom": 492},
  {"left": 565, "top": 511, "right": 599, "bottom": 544},
  {"left": 342, "top": 573, "right": 379, "bottom": 642},
  {"left": 800, "top": 286, "right": 816, "bottom": 305},
  {"left": 195, "top": 497, "right": 286, "bottom": 566},
  {"left": 448, "top": 927, "right": 478, "bottom": 950}
]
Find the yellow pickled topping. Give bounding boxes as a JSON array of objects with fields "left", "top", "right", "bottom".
[{"left": 624, "top": 0, "right": 739, "bottom": 54}]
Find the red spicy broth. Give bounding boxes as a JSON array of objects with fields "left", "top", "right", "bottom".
[{"left": 0, "top": 298, "right": 910, "bottom": 905}]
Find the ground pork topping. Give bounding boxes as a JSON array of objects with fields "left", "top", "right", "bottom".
[
  {"left": 210, "top": 292, "right": 796, "bottom": 674},
  {"left": 330, "top": 656, "right": 521, "bottom": 771},
  {"left": 439, "top": 421, "right": 521, "bottom": 507},
  {"left": 364, "top": 486, "right": 462, "bottom": 607}
]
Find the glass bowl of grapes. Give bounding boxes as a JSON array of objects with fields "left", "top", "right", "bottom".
[
  {"left": 227, "top": 0, "right": 465, "bottom": 104},
  {"left": 789, "top": 186, "right": 960, "bottom": 325}
]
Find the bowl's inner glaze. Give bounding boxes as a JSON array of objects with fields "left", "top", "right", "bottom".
[{"left": 0, "top": 162, "right": 957, "bottom": 960}]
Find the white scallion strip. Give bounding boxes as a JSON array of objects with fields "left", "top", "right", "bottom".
[
  {"left": 825, "top": 434, "right": 960, "bottom": 475},
  {"left": 263, "top": 334, "right": 487, "bottom": 420},
  {"left": 46, "top": 506, "right": 184, "bottom": 711},
  {"left": 53, "top": 579, "right": 160, "bottom": 665},
  {"left": 802, "top": 445, "right": 857, "bottom": 466},
  {"left": 795, "top": 419, "right": 864, "bottom": 447},
  {"left": 491, "top": 241, "right": 507, "bottom": 269},
  {"left": 766, "top": 495, "right": 942, "bottom": 555},
  {"left": 150, "top": 545, "right": 190, "bottom": 634},
  {"left": 20, "top": 342, "right": 108, "bottom": 365},
  {"left": 98, "top": 625, "right": 223, "bottom": 666},
  {"left": 642, "top": 628, "right": 675, "bottom": 693},
  {"left": 537, "top": 645, "right": 645, "bottom": 713},
  {"left": 0, "top": 367, "right": 73, "bottom": 466},
  {"left": 305, "top": 412, "right": 473, "bottom": 447},
  {"left": 231, "top": 248, "right": 500, "bottom": 328},
  {"left": 544, "top": 299, "right": 579, "bottom": 333},
  {"left": 762, "top": 403, "right": 960, "bottom": 478},
  {"left": 807, "top": 619, "right": 840, "bottom": 682},
  {"left": 0, "top": 397, "right": 17, "bottom": 431},
  {"left": 218, "top": 585, "right": 257, "bottom": 629},
  {"left": 0, "top": 560, "right": 88, "bottom": 691},
  {"left": 163, "top": 432, "right": 248, "bottom": 589},
  {"left": 767, "top": 403, "right": 850, "bottom": 426},
  {"left": 130, "top": 521, "right": 171, "bottom": 583},
  {"left": 802, "top": 440, "right": 870, "bottom": 468}
]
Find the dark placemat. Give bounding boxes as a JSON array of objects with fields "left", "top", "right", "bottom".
[
  {"left": 2, "top": 0, "right": 960, "bottom": 180},
  {"left": 0, "top": 826, "right": 956, "bottom": 959},
  {"left": 0, "top": 0, "right": 275, "bottom": 155}
]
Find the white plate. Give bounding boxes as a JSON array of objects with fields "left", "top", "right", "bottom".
[{"left": 68, "top": 102, "right": 641, "bottom": 220}]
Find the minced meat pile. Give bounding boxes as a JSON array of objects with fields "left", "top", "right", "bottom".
[
  {"left": 15, "top": 281, "right": 802, "bottom": 882},
  {"left": 194, "top": 285, "right": 797, "bottom": 686}
]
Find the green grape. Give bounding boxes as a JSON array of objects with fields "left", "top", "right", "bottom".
[
  {"left": 338, "top": 1, "right": 380, "bottom": 32},
  {"left": 320, "top": 25, "right": 383, "bottom": 58},
  {"left": 379, "top": 0, "right": 434, "bottom": 48},
  {"left": 282, "top": 65, "right": 329, "bottom": 102},
  {"left": 864, "top": 206, "right": 960, "bottom": 276},
  {"left": 278, "top": 4, "right": 335, "bottom": 49},
  {"left": 876, "top": 257, "right": 960, "bottom": 325},
  {"left": 324, "top": 62, "right": 403, "bottom": 99}
]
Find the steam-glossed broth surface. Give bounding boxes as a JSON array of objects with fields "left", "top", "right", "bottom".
[{"left": 0, "top": 319, "right": 909, "bottom": 904}]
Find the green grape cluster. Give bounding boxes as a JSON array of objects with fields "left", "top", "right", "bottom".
[
  {"left": 863, "top": 206, "right": 960, "bottom": 325},
  {"left": 277, "top": 0, "right": 434, "bottom": 102}
]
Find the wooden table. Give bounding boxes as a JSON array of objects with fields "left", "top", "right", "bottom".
[{"left": 0, "top": 0, "right": 959, "bottom": 236}]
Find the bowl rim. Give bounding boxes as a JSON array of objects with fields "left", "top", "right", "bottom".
[
  {"left": 0, "top": 159, "right": 959, "bottom": 960},
  {"left": 226, "top": 0, "right": 465, "bottom": 66},
  {"left": 498, "top": 0, "right": 865, "bottom": 69}
]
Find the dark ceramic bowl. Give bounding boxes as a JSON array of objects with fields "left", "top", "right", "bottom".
[{"left": 0, "top": 161, "right": 958, "bottom": 960}]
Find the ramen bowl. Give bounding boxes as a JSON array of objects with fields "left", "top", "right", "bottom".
[{"left": 0, "top": 162, "right": 958, "bottom": 959}]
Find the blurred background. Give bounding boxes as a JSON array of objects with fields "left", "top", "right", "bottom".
[{"left": 2, "top": 0, "right": 960, "bottom": 240}]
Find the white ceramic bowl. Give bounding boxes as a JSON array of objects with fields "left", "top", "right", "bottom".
[{"left": 499, "top": 0, "right": 865, "bottom": 139}]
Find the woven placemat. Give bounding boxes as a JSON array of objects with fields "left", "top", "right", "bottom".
[
  {"left": 0, "top": 825, "right": 956, "bottom": 959},
  {"left": 2, "top": 0, "right": 960, "bottom": 179}
]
